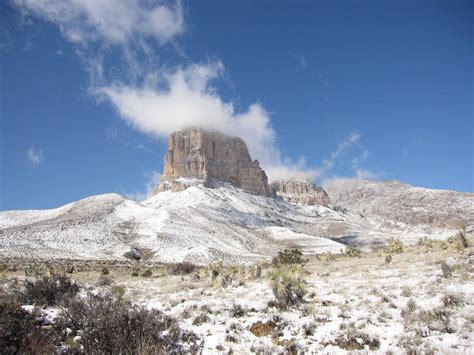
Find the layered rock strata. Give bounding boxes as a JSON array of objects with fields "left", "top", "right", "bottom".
[
  {"left": 154, "top": 128, "right": 273, "bottom": 197},
  {"left": 271, "top": 179, "right": 330, "bottom": 206}
]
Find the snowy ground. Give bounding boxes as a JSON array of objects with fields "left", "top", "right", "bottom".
[
  {"left": 2, "top": 238, "right": 473, "bottom": 354},
  {"left": 0, "top": 183, "right": 464, "bottom": 264}
]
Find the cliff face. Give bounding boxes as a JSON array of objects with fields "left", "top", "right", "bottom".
[
  {"left": 154, "top": 128, "right": 273, "bottom": 197},
  {"left": 271, "top": 179, "right": 330, "bottom": 206}
]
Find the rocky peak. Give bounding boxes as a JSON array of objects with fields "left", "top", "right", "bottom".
[
  {"left": 271, "top": 179, "right": 330, "bottom": 206},
  {"left": 154, "top": 128, "right": 273, "bottom": 197}
]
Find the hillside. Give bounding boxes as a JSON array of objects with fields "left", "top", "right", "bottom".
[{"left": 1, "top": 181, "right": 470, "bottom": 264}]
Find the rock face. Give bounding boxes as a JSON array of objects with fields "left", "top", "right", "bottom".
[
  {"left": 154, "top": 128, "right": 273, "bottom": 197},
  {"left": 271, "top": 179, "right": 330, "bottom": 206}
]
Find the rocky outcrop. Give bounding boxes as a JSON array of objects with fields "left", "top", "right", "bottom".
[
  {"left": 271, "top": 179, "right": 330, "bottom": 206},
  {"left": 154, "top": 128, "right": 273, "bottom": 197}
]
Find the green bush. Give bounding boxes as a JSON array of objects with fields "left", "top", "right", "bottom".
[
  {"left": 417, "top": 237, "right": 434, "bottom": 249},
  {"left": 383, "top": 238, "right": 404, "bottom": 254},
  {"left": 111, "top": 285, "right": 126, "bottom": 299},
  {"left": 272, "top": 248, "right": 307, "bottom": 266},
  {"left": 345, "top": 245, "right": 362, "bottom": 258},
  {"left": 141, "top": 268, "right": 153, "bottom": 277}
]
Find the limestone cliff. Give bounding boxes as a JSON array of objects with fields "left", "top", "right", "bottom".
[
  {"left": 154, "top": 128, "right": 273, "bottom": 197},
  {"left": 271, "top": 179, "right": 330, "bottom": 206}
]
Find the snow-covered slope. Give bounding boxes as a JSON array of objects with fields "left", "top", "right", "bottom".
[
  {"left": 324, "top": 179, "right": 474, "bottom": 229},
  {"left": 0, "top": 182, "right": 471, "bottom": 264}
]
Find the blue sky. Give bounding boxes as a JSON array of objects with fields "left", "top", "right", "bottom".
[{"left": 1, "top": 0, "right": 472, "bottom": 210}]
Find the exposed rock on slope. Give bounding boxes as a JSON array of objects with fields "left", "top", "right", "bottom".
[
  {"left": 154, "top": 128, "right": 273, "bottom": 197},
  {"left": 324, "top": 179, "right": 474, "bottom": 229},
  {"left": 1, "top": 181, "right": 467, "bottom": 264},
  {"left": 271, "top": 179, "right": 330, "bottom": 206}
]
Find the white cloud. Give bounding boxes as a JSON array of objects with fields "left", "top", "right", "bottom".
[
  {"left": 97, "top": 61, "right": 319, "bottom": 181},
  {"left": 13, "top": 0, "right": 184, "bottom": 46},
  {"left": 27, "top": 146, "right": 44, "bottom": 165},
  {"left": 13, "top": 1, "right": 379, "bottom": 186},
  {"left": 296, "top": 55, "right": 307, "bottom": 69},
  {"left": 319, "top": 132, "right": 360, "bottom": 175},
  {"left": 125, "top": 170, "right": 162, "bottom": 201}
]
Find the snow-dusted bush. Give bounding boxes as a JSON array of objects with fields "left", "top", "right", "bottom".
[
  {"left": 269, "top": 269, "right": 307, "bottom": 309},
  {"left": 0, "top": 290, "right": 55, "bottom": 353},
  {"left": 13, "top": 273, "right": 79, "bottom": 306},
  {"left": 56, "top": 292, "right": 201, "bottom": 354}
]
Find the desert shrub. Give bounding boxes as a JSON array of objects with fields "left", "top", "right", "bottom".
[
  {"left": 442, "top": 293, "right": 464, "bottom": 308},
  {"left": 141, "top": 268, "right": 153, "bottom": 277},
  {"left": 269, "top": 269, "right": 307, "bottom": 309},
  {"left": 333, "top": 328, "right": 380, "bottom": 351},
  {"left": 101, "top": 267, "right": 110, "bottom": 275},
  {"left": 13, "top": 273, "right": 79, "bottom": 306},
  {"left": 192, "top": 313, "right": 209, "bottom": 326},
  {"left": 0, "top": 262, "right": 8, "bottom": 273},
  {"left": 302, "top": 322, "right": 317, "bottom": 336},
  {"left": 231, "top": 303, "right": 246, "bottom": 318},
  {"left": 272, "top": 248, "right": 307, "bottom": 266},
  {"left": 417, "top": 237, "right": 434, "bottom": 249},
  {"left": 0, "top": 291, "right": 55, "bottom": 354},
  {"left": 405, "top": 299, "right": 417, "bottom": 313},
  {"left": 111, "top": 285, "right": 126, "bottom": 299},
  {"left": 447, "top": 231, "right": 468, "bottom": 251},
  {"left": 169, "top": 262, "right": 196, "bottom": 275},
  {"left": 401, "top": 286, "right": 412, "bottom": 297},
  {"left": 345, "top": 245, "right": 362, "bottom": 258},
  {"left": 384, "top": 238, "right": 404, "bottom": 254},
  {"left": 96, "top": 275, "right": 113, "bottom": 286},
  {"left": 321, "top": 252, "right": 335, "bottom": 262},
  {"left": 56, "top": 292, "right": 200, "bottom": 354}
]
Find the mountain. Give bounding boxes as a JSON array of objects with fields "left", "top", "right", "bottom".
[
  {"left": 1, "top": 129, "right": 472, "bottom": 264},
  {"left": 324, "top": 179, "right": 474, "bottom": 229}
]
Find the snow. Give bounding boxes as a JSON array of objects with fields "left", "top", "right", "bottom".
[{"left": 0, "top": 182, "right": 471, "bottom": 264}]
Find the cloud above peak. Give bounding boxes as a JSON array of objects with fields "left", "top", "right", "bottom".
[
  {"left": 98, "top": 61, "right": 317, "bottom": 181},
  {"left": 13, "top": 0, "right": 184, "bottom": 46},
  {"left": 12, "top": 0, "right": 378, "bottom": 184}
]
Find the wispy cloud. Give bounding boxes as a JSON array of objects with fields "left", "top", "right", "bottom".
[
  {"left": 27, "top": 146, "right": 44, "bottom": 165},
  {"left": 125, "top": 170, "right": 162, "bottom": 201},
  {"left": 296, "top": 54, "right": 307, "bottom": 69},
  {"left": 12, "top": 1, "right": 379, "bottom": 185},
  {"left": 13, "top": 0, "right": 184, "bottom": 46}
]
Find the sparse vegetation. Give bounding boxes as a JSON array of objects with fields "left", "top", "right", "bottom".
[
  {"left": 169, "top": 262, "right": 196, "bottom": 275},
  {"left": 333, "top": 328, "right": 380, "bottom": 351},
  {"left": 345, "top": 244, "right": 362, "bottom": 258},
  {"left": 269, "top": 269, "right": 307, "bottom": 309},
  {"left": 272, "top": 248, "right": 307, "bottom": 266},
  {"left": 192, "top": 313, "right": 209, "bottom": 326},
  {"left": 384, "top": 238, "right": 404, "bottom": 254},
  {"left": 57, "top": 292, "right": 201, "bottom": 353},
  {"left": 111, "top": 285, "right": 126, "bottom": 299},
  {"left": 141, "top": 268, "right": 153, "bottom": 277},
  {"left": 0, "top": 291, "right": 55, "bottom": 354},
  {"left": 13, "top": 273, "right": 79, "bottom": 306}
]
